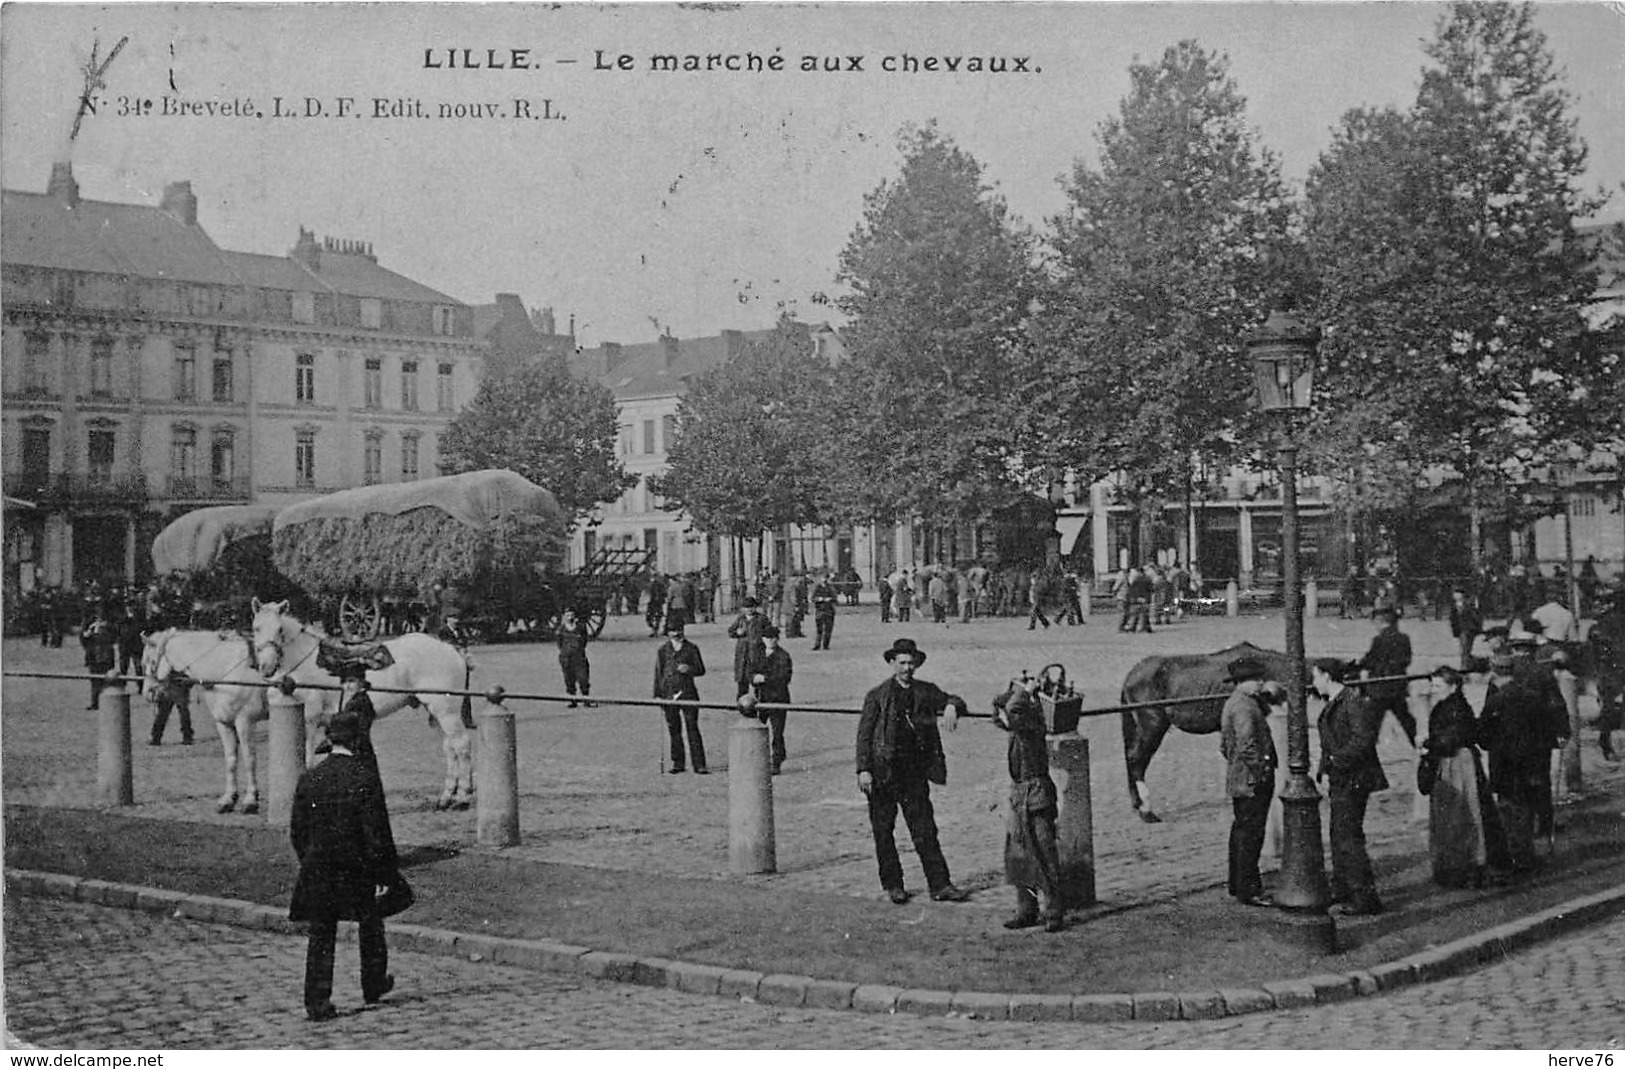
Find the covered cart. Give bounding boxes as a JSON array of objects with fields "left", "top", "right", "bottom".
[
  {"left": 271, "top": 469, "right": 570, "bottom": 641},
  {"left": 150, "top": 503, "right": 304, "bottom": 627}
]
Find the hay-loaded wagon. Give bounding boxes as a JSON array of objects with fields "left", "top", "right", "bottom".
[
  {"left": 150, "top": 503, "right": 307, "bottom": 628},
  {"left": 271, "top": 469, "right": 573, "bottom": 642}
]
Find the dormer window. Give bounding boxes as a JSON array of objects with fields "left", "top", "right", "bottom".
[
  {"left": 292, "top": 292, "right": 315, "bottom": 325},
  {"left": 434, "top": 306, "right": 456, "bottom": 336},
  {"left": 360, "top": 298, "right": 382, "bottom": 330}
]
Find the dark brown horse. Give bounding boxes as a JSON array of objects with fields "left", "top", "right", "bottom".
[{"left": 1119, "top": 641, "right": 1298, "bottom": 822}]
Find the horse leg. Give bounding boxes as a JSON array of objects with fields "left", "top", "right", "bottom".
[
  {"left": 214, "top": 718, "right": 239, "bottom": 813},
  {"left": 1124, "top": 711, "right": 1171, "bottom": 823},
  {"left": 239, "top": 715, "right": 261, "bottom": 815},
  {"left": 450, "top": 725, "right": 475, "bottom": 807}
]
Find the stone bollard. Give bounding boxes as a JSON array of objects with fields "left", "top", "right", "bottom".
[
  {"left": 97, "top": 674, "right": 133, "bottom": 806},
  {"left": 1305, "top": 578, "right": 1319, "bottom": 619},
  {"left": 1049, "top": 735, "right": 1096, "bottom": 909},
  {"left": 477, "top": 688, "right": 520, "bottom": 848},
  {"left": 729, "top": 709, "right": 776, "bottom": 875},
  {"left": 1226, "top": 580, "right": 1240, "bottom": 618},
  {"left": 1078, "top": 581, "right": 1091, "bottom": 618},
  {"left": 266, "top": 685, "right": 307, "bottom": 829}
]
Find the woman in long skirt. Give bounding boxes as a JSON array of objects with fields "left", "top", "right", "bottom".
[{"left": 1423, "top": 666, "right": 1507, "bottom": 887}]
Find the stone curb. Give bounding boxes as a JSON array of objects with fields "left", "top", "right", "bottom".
[{"left": 9, "top": 867, "right": 1625, "bottom": 1023}]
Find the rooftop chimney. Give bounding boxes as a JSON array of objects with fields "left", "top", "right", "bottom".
[
  {"left": 160, "top": 180, "right": 198, "bottom": 225},
  {"left": 661, "top": 335, "right": 680, "bottom": 367},
  {"left": 47, "top": 162, "right": 79, "bottom": 207},
  {"left": 537, "top": 306, "right": 557, "bottom": 335},
  {"left": 291, "top": 226, "right": 320, "bottom": 271}
]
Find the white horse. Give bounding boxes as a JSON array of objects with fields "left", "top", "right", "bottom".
[
  {"left": 249, "top": 598, "right": 476, "bottom": 809},
  {"left": 141, "top": 628, "right": 269, "bottom": 813}
]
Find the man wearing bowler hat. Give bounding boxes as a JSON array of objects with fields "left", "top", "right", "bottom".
[
  {"left": 654, "top": 619, "right": 708, "bottom": 774},
  {"left": 1220, "top": 657, "right": 1277, "bottom": 906},
  {"left": 855, "top": 638, "right": 970, "bottom": 905},
  {"left": 289, "top": 708, "right": 402, "bottom": 1020}
]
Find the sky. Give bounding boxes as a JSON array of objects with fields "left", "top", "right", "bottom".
[{"left": 3, "top": 2, "right": 1624, "bottom": 347}]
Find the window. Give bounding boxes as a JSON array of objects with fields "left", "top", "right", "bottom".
[
  {"left": 292, "top": 291, "right": 315, "bottom": 325},
  {"left": 1572, "top": 496, "right": 1596, "bottom": 518},
  {"left": 401, "top": 434, "right": 420, "bottom": 481},
  {"left": 360, "top": 298, "right": 382, "bottom": 330},
  {"left": 295, "top": 430, "right": 316, "bottom": 488},
  {"left": 173, "top": 344, "right": 196, "bottom": 401},
  {"left": 363, "top": 433, "right": 383, "bottom": 485},
  {"left": 662, "top": 414, "right": 677, "bottom": 452},
  {"left": 21, "top": 425, "right": 50, "bottom": 485},
  {"left": 295, "top": 353, "right": 315, "bottom": 403},
  {"left": 364, "top": 359, "right": 382, "bottom": 408},
  {"left": 210, "top": 430, "right": 235, "bottom": 488},
  {"left": 87, "top": 428, "right": 115, "bottom": 482},
  {"left": 401, "top": 361, "right": 418, "bottom": 411},
  {"left": 23, "top": 333, "right": 49, "bottom": 393},
  {"left": 170, "top": 426, "right": 198, "bottom": 482},
  {"left": 437, "top": 363, "right": 454, "bottom": 411},
  {"left": 88, "top": 338, "right": 114, "bottom": 396},
  {"left": 619, "top": 424, "right": 633, "bottom": 456},
  {"left": 643, "top": 420, "right": 655, "bottom": 455},
  {"left": 212, "top": 352, "right": 234, "bottom": 402},
  {"left": 435, "top": 306, "right": 455, "bottom": 336}
]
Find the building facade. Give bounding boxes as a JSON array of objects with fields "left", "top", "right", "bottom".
[{"left": 1, "top": 163, "right": 483, "bottom": 600}]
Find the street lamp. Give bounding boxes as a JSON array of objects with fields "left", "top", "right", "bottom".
[{"left": 1248, "top": 309, "right": 1335, "bottom": 949}]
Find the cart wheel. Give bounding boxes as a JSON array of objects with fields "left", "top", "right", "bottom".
[{"left": 339, "top": 592, "right": 383, "bottom": 641}]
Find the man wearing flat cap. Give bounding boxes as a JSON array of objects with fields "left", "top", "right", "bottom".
[
  {"left": 856, "top": 638, "right": 970, "bottom": 905},
  {"left": 289, "top": 709, "right": 403, "bottom": 1020},
  {"left": 1359, "top": 606, "right": 1415, "bottom": 746},
  {"left": 1220, "top": 657, "right": 1277, "bottom": 906}
]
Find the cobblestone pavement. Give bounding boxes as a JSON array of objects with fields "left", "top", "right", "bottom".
[
  {"left": 5, "top": 610, "right": 1616, "bottom": 916},
  {"left": 6, "top": 896, "right": 1625, "bottom": 1049}
]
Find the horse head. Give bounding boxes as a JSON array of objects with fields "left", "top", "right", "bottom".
[
  {"left": 140, "top": 629, "right": 173, "bottom": 703},
  {"left": 250, "top": 598, "right": 293, "bottom": 677}
]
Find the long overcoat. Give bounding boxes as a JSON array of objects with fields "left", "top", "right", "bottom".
[{"left": 289, "top": 752, "right": 399, "bottom": 923}]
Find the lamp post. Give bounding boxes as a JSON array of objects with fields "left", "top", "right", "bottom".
[{"left": 1248, "top": 309, "right": 1334, "bottom": 949}]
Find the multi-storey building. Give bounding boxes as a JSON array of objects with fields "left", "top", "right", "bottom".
[
  {"left": 568, "top": 322, "right": 864, "bottom": 599},
  {"left": 1, "top": 163, "right": 484, "bottom": 599}
]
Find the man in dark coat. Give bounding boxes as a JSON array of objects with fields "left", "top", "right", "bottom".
[
  {"left": 1480, "top": 652, "right": 1569, "bottom": 872},
  {"left": 855, "top": 638, "right": 969, "bottom": 905},
  {"left": 993, "top": 672, "right": 1063, "bottom": 931},
  {"left": 1448, "top": 588, "right": 1483, "bottom": 672},
  {"left": 1313, "top": 658, "right": 1388, "bottom": 915},
  {"left": 80, "top": 605, "right": 116, "bottom": 709},
  {"left": 1220, "top": 657, "right": 1277, "bottom": 907},
  {"left": 289, "top": 710, "right": 401, "bottom": 1020},
  {"left": 654, "top": 619, "right": 708, "bottom": 774},
  {"left": 811, "top": 572, "right": 838, "bottom": 651},
  {"left": 726, "top": 596, "right": 770, "bottom": 698},
  {"left": 1359, "top": 607, "right": 1415, "bottom": 745},
  {"left": 557, "top": 614, "right": 593, "bottom": 707},
  {"left": 644, "top": 573, "right": 668, "bottom": 637},
  {"left": 148, "top": 668, "right": 196, "bottom": 747},
  {"left": 1591, "top": 589, "right": 1624, "bottom": 760},
  {"left": 750, "top": 625, "right": 794, "bottom": 774}
]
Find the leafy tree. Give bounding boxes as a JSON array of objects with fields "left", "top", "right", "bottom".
[
  {"left": 649, "top": 322, "right": 836, "bottom": 542},
  {"left": 1034, "top": 40, "right": 1294, "bottom": 559},
  {"left": 438, "top": 357, "right": 635, "bottom": 520},
  {"left": 1303, "top": 1, "right": 1621, "bottom": 565},
  {"left": 834, "top": 122, "right": 1040, "bottom": 527}
]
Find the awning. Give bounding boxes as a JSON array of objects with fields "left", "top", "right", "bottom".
[{"left": 1055, "top": 514, "right": 1088, "bottom": 556}]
